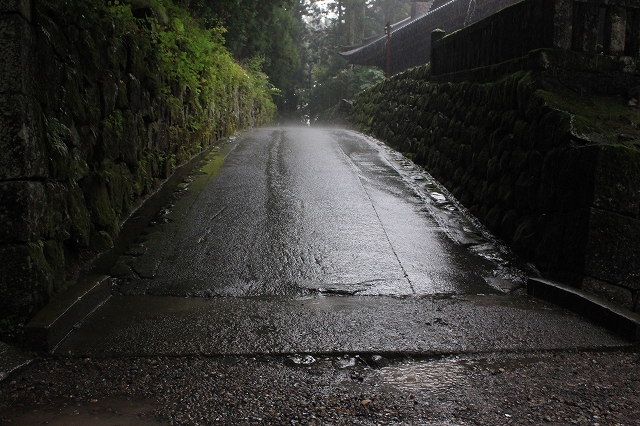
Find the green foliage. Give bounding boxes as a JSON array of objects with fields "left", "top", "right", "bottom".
[
  {"left": 42, "top": 0, "right": 277, "bottom": 243},
  {"left": 260, "top": 6, "right": 301, "bottom": 103},
  {"left": 130, "top": 0, "right": 169, "bottom": 23},
  {"left": 187, "top": 0, "right": 301, "bottom": 114},
  {"left": 538, "top": 89, "right": 640, "bottom": 146},
  {"left": 100, "top": 0, "right": 277, "bottom": 128},
  {"left": 0, "top": 0, "right": 278, "bottom": 330},
  {"left": 290, "top": 0, "right": 411, "bottom": 122},
  {"left": 188, "top": 0, "right": 299, "bottom": 60},
  {"left": 300, "top": 65, "right": 385, "bottom": 124}
]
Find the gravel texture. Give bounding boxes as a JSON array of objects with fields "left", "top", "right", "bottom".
[{"left": 1, "top": 350, "right": 639, "bottom": 425}]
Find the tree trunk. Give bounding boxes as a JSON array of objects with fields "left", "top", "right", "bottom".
[{"left": 346, "top": 0, "right": 366, "bottom": 45}]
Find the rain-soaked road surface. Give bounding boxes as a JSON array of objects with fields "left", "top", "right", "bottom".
[
  {"left": 56, "top": 126, "right": 629, "bottom": 356},
  {"left": 2, "top": 127, "right": 637, "bottom": 425},
  {"left": 122, "top": 126, "right": 498, "bottom": 298}
]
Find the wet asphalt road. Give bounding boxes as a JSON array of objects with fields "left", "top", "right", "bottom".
[
  {"left": 1, "top": 127, "right": 638, "bottom": 425},
  {"left": 53, "top": 126, "right": 631, "bottom": 356},
  {"left": 122, "top": 126, "right": 499, "bottom": 298}
]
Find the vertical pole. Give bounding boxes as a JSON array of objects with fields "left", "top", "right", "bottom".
[{"left": 386, "top": 22, "right": 392, "bottom": 78}]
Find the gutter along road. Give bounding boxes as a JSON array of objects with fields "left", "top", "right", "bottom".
[{"left": 1, "top": 127, "right": 637, "bottom": 425}]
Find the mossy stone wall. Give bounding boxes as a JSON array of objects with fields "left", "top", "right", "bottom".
[
  {"left": 0, "top": 0, "right": 274, "bottom": 321},
  {"left": 350, "top": 61, "right": 640, "bottom": 313}
]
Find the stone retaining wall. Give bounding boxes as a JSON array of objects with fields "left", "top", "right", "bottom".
[
  {"left": 350, "top": 53, "right": 640, "bottom": 313},
  {"left": 0, "top": 0, "right": 272, "bottom": 320}
]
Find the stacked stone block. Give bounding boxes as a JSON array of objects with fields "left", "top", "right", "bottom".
[
  {"left": 351, "top": 61, "right": 640, "bottom": 312},
  {"left": 0, "top": 0, "right": 54, "bottom": 317}
]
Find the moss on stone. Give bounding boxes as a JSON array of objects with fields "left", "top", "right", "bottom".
[
  {"left": 81, "top": 174, "right": 119, "bottom": 236},
  {"left": 1, "top": 0, "right": 280, "bottom": 328},
  {"left": 42, "top": 181, "right": 71, "bottom": 242},
  {"left": 593, "top": 145, "right": 640, "bottom": 217},
  {"left": 26, "top": 241, "right": 54, "bottom": 306},
  {"left": 91, "top": 230, "right": 114, "bottom": 252},
  {"left": 101, "top": 110, "right": 125, "bottom": 158},
  {"left": 42, "top": 240, "right": 67, "bottom": 293},
  {"left": 0, "top": 244, "right": 52, "bottom": 317},
  {"left": 44, "top": 117, "right": 72, "bottom": 178},
  {"left": 538, "top": 89, "right": 640, "bottom": 147},
  {"left": 66, "top": 180, "right": 91, "bottom": 248}
]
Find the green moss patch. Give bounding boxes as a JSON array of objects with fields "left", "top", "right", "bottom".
[{"left": 538, "top": 89, "right": 640, "bottom": 148}]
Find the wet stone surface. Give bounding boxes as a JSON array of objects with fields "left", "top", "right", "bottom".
[
  {"left": 1, "top": 351, "right": 639, "bottom": 425},
  {"left": 105, "top": 127, "right": 531, "bottom": 300},
  {"left": 2, "top": 127, "right": 639, "bottom": 424},
  {"left": 53, "top": 294, "right": 628, "bottom": 357}
]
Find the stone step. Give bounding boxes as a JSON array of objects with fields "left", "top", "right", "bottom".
[
  {"left": 24, "top": 275, "right": 111, "bottom": 353},
  {"left": 527, "top": 277, "right": 640, "bottom": 342}
]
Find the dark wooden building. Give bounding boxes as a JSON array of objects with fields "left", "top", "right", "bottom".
[{"left": 340, "top": 0, "right": 522, "bottom": 76}]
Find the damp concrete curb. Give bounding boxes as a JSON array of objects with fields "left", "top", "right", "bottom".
[
  {"left": 24, "top": 275, "right": 111, "bottom": 353},
  {"left": 0, "top": 341, "right": 32, "bottom": 382},
  {"left": 527, "top": 277, "right": 640, "bottom": 342},
  {"left": 19, "top": 140, "right": 232, "bottom": 355}
]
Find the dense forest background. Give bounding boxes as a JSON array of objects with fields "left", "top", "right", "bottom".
[{"left": 186, "top": 0, "right": 412, "bottom": 123}]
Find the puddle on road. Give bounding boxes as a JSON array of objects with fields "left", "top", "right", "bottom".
[
  {"left": 378, "top": 354, "right": 548, "bottom": 392},
  {"left": 378, "top": 358, "right": 470, "bottom": 391},
  {"left": 0, "top": 396, "right": 162, "bottom": 425},
  {"left": 287, "top": 354, "right": 317, "bottom": 365}
]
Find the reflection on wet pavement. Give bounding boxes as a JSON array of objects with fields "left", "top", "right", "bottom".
[
  {"left": 55, "top": 293, "right": 628, "bottom": 357},
  {"left": 110, "top": 127, "right": 530, "bottom": 300},
  {"left": 54, "top": 127, "right": 633, "bottom": 360},
  {"left": 379, "top": 358, "right": 469, "bottom": 391},
  {"left": 4, "top": 129, "right": 640, "bottom": 426}
]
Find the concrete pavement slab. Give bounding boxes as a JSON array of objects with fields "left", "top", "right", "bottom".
[{"left": 55, "top": 293, "right": 631, "bottom": 357}]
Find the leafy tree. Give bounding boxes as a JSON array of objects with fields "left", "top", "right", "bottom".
[
  {"left": 293, "top": 0, "right": 410, "bottom": 123},
  {"left": 179, "top": 0, "right": 411, "bottom": 120},
  {"left": 186, "top": 0, "right": 302, "bottom": 114},
  {"left": 366, "top": 0, "right": 412, "bottom": 31}
]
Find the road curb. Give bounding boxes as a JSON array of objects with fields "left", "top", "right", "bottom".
[
  {"left": 21, "top": 140, "right": 233, "bottom": 354},
  {"left": 527, "top": 277, "right": 640, "bottom": 342},
  {"left": 0, "top": 341, "right": 32, "bottom": 382},
  {"left": 86, "top": 141, "right": 223, "bottom": 277},
  {"left": 24, "top": 275, "right": 111, "bottom": 353}
]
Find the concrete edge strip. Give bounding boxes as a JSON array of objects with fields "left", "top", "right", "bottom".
[
  {"left": 0, "top": 342, "right": 32, "bottom": 383},
  {"left": 24, "top": 275, "right": 111, "bottom": 353},
  {"left": 20, "top": 138, "right": 237, "bottom": 354},
  {"left": 527, "top": 277, "right": 640, "bottom": 342},
  {"left": 86, "top": 141, "right": 223, "bottom": 276},
  {"left": 0, "top": 358, "right": 32, "bottom": 382}
]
